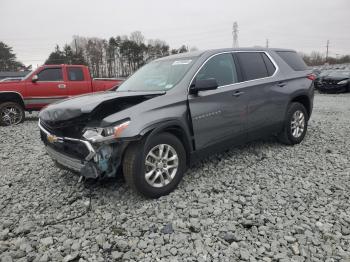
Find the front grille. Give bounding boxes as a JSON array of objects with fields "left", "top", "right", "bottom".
[
  {"left": 41, "top": 119, "right": 87, "bottom": 138},
  {"left": 40, "top": 120, "right": 57, "bottom": 135},
  {"left": 324, "top": 80, "right": 337, "bottom": 85},
  {"left": 41, "top": 130, "right": 90, "bottom": 160}
]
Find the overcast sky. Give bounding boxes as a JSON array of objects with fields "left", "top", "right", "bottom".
[{"left": 1, "top": 0, "right": 349, "bottom": 67}]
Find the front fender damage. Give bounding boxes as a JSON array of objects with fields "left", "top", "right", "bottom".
[{"left": 80, "top": 142, "right": 129, "bottom": 179}]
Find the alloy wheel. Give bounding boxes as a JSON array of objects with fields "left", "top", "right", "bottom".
[
  {"left": 1, "top": 106, "right": 22, "bottom": 126},
  {"left": 291, "top": 110, "right": 305, "bottom": 138},
  {"left": 144, "top": 144, "right": 179, "bottom": 188}
]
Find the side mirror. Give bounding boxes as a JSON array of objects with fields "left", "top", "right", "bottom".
[
  {"left": 190, "top": 78, "right": 218, "bottom": 94},
  {"left": 32, "top": 75, "right": 38, "bottom": 83}
]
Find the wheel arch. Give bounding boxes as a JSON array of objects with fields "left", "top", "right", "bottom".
[
  {"left": 139, "top": 120, "right": 193, "bottom": 167},
  {"left": 0, "top": 92, "right": 25, "bottom": 108},
  {"left": 290, "top": 94, "right": 311, "bottom": 119}
]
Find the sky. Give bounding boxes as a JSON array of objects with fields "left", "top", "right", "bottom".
[{"left": 1, "top": 0, "right": 349, "bottom": 67}]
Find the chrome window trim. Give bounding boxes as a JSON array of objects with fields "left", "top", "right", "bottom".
[{"left": 188, "top": 50, "right": 279, "bottom": 92}]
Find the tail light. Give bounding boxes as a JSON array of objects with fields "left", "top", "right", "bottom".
[{"left": 307, "top": 74, "right": 316, "bottom": 81}]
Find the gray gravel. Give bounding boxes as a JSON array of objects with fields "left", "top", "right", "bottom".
[{"left": 1, "top": 93, "right": 350, "bottom": 262}]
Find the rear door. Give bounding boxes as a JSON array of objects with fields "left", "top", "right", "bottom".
[
  {"left": 25, "top": 67, "right": 67, "bottom": 108},
  {"left": 188, "top": 53, "right": 248, "bottom": 150},
  {"left": 65, "top": 66, "right": 91, "bottom": 96},
  {"left": 235, "top": 52, "right": 286, "bottom": 138}
]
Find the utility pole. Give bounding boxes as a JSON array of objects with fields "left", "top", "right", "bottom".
[
  {"left": 325, "top": 40, "right": 330, "bottom": 63},
  {"left": 266, "top": 39, "right": 269, "bottom": 48},
  {"left": 74, "top": 39, "right": 78, "bottom": 55},
  {"left": 232, "top": 22, "right": 239, "bottom": 48}
]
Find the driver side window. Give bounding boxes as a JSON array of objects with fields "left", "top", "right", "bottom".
[
  {"left": 37, "top": 68, "right": 63, "bottom": 81},
  {"left": 197, "top": 53, "right": 238, "bottom": 87}
]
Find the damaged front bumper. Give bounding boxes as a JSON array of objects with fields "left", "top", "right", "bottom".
[{"left": 38, "top": 120, "right": 127, "bottom": 179}]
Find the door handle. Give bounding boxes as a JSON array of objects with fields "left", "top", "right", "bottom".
[
  {"left": 233, "top": 91, "right": 244, "bottom": 97},
  {"left": 277, "top": 82, "right": 286, "bottom": 87},
  {"left": 58, "top": 84, "right": 66, "bottom": 89}
]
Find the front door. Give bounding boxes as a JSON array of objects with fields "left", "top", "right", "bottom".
[
  {"left": 25, "top": 67, "right": 67, "bottom": 109},
  {"left": 188, "top": 53, "right": 248, "bottom": 150}
]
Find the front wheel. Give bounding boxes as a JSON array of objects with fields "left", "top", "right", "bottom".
[
  {"left": 123, "top": 132, "right": 186, "bottom": 198},
  {"left": 0, "top": 102, "right": 25, "bottom": 126},
  {"left": 278, "top": 102, "right": 308, "bottom": 145}
]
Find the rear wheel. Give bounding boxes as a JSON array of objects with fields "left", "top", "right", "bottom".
[
  {"left": 123, "top": 132, "right": 186, "bottom": 198},
  {"left": 0, "top": 102, "right": 25, "bottom": 126},
  {"left": 278, "top": 102, "right": 308, "bottom": 145}
]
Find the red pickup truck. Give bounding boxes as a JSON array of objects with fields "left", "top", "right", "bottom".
[{"left": 0, "top": 64, "right": 123, "bottom": 126}]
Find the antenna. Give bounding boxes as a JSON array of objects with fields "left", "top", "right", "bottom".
[{"left": 232, "top": 22, "right": 239, "bottom": 48}]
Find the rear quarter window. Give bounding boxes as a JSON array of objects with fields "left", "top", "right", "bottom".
[
  {"left": 276, "top": 51, "right": 307, "bottom": 71},
  {"left": 68, "top": 67, "right": 84, "bottom": 81}
]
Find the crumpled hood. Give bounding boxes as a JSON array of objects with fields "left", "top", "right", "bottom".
[{"left": 39, "top": 91, "right": 165, "bottom": 122}]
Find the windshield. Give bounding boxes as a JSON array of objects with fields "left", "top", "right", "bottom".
[{"left": 117, "top": 57, "right": 196, "bottom": 92}]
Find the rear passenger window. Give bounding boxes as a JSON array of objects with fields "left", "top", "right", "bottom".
[
  {"left": 196, "top": 53, "right": 238, "bottom": 87},
  {"left": 276, "top": 51, "right": 307, "bottom": 71},
  {"left": 68, "top": 67, "right": 84, "bottom": 81},
  {"left": 237, "top": 52, "right": 268, "bottom": 81},
  {"left": 262, "top": 53, "right": 276, "bottom": 76}
]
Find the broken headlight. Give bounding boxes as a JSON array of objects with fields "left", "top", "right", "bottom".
[{"left": 83, "top": 120, "right": 130, "bottom": 143}]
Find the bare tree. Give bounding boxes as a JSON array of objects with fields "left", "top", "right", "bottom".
[
  {"left": 130, "top": 31, "right": 145, "bottom": 45},
  {"left": 48, "top": 32, "right": 190, "bottom": 78}
]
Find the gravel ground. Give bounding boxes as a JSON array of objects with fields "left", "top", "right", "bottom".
[{"left": 0, "top": 93, "right": 349, "bottom": 262}]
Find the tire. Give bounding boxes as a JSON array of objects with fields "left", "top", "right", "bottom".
[
  {"left": 123, "top": 132, "right": 186, "bottom": 198},
  {"left": 0, "top": 102, "right": 25, "bottom": 126},
  {"left": 278, "top": 102, "right": 308, "bottom": 145}
]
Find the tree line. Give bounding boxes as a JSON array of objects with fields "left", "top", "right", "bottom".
[
  {"left": 0, "top": 42, "right": 26, "bottom": 71},
  {"left": 2, "top": 37, "right": 350, "bottom": 74},
  {"left": 45, "top": 31, "right": 193, "bottom": 78},
  {"left": 299, "top": 51, "right": 350, "bottom": 67}
]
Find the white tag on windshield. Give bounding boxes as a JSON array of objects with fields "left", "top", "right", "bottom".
[{"left": 172, "top": 60, "right": 192, "bottom": 65}]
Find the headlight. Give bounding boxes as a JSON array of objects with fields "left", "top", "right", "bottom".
[
  {"left": 83, "top": 120, "right": 130, "bottom": 143},
  {"left": 102, "top": 121, "right": 130, "bottom": 138},
  {"left": 337, "top": 80, "right": 348, "bottom": 85}
]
